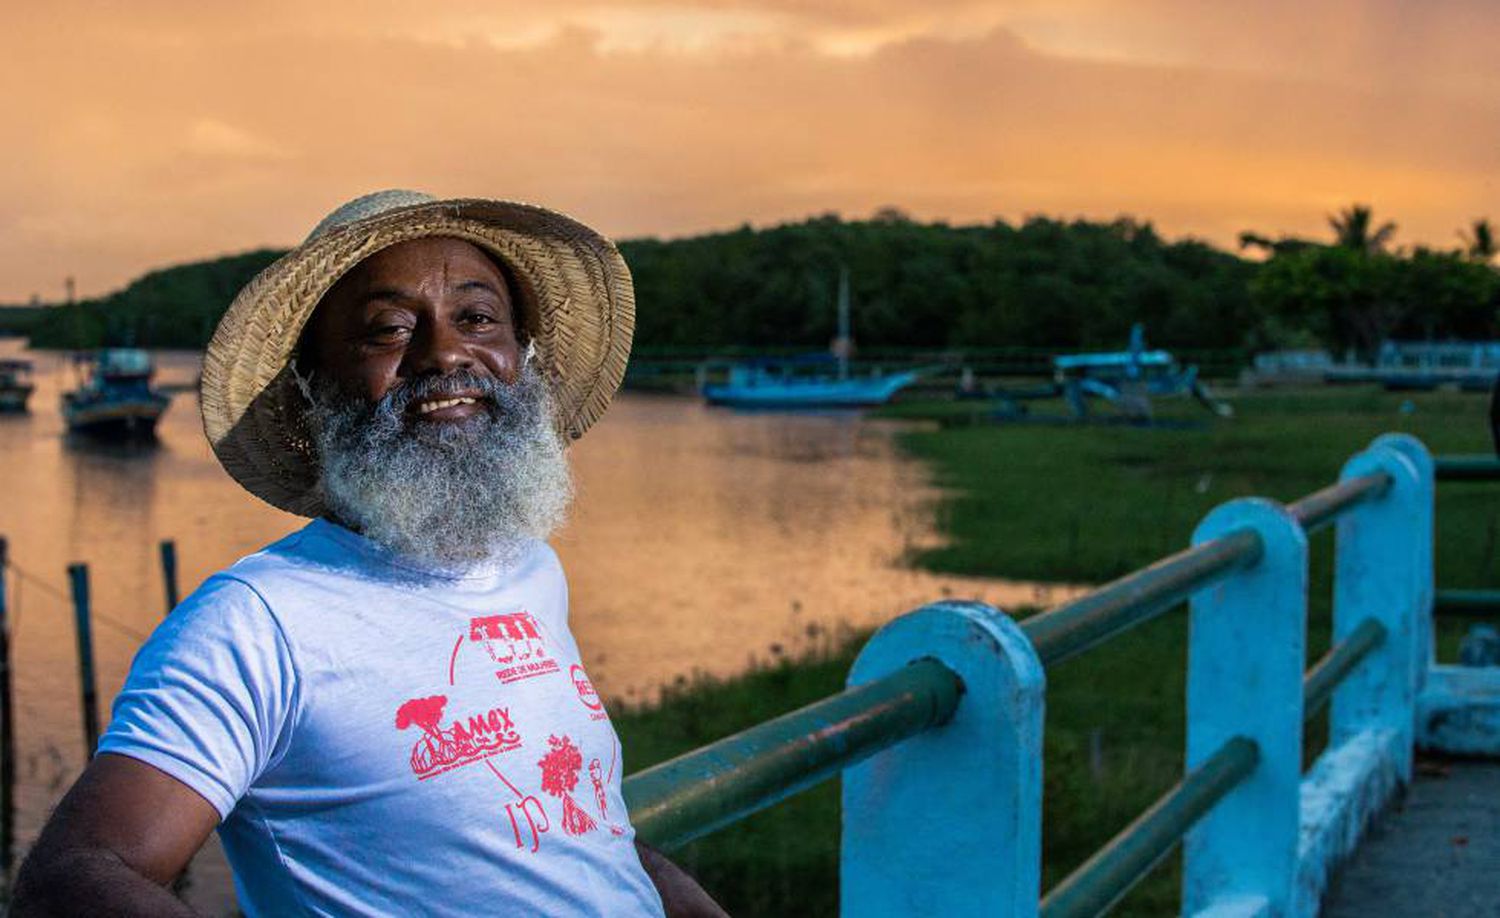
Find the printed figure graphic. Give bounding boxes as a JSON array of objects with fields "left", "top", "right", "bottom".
[
  {"left": 588, "top": 757, "right": 625, "bottom": 836},
  {"left": 589, "top": 758, "right": 608, "bottom": 821},
  {"left": 538, "top": 735, "right": 597, "bottom": 836},
  {"left": 395, "top": 694, "right": 522, "bottom": 779},
  {"left": 471, "top": 612, "right": 560, "bottom": 684}
]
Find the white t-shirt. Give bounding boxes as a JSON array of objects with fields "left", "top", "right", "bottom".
[{"left": 98, "top": 519, "right": 666, "bottom": 918}]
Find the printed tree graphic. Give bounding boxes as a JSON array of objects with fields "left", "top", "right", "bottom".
[
  {"left": 538, "top": 734, "right": 597, "bottom": 836},
  {"left": 396, "top": 695, "right": 450, "bottom": 773}
]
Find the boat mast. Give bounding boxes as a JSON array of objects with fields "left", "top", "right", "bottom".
[{"left": 836, "top": 265, "right": 851, "bottom": 381}]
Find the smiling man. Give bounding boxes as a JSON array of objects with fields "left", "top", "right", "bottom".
[{"left": 13, "top": 191, "right": 724, "bottom": 917}]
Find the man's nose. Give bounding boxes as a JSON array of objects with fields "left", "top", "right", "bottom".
[{"left": 404, "top": 320, "right": 473, "bottom": 377}]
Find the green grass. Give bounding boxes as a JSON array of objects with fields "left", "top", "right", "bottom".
[
  {"left": 611, "top": 632, "right": 862, "bottom": 918},
  {"left": 616, "top": 386, "right": 1500, "bottom": 916}
]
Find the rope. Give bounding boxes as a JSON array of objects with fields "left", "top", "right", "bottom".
[{"left": 2, "top": 561, "right": 152, "bottom": 644}]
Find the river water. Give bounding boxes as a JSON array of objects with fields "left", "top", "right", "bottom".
[{"left": 0, "top": 341, "right": 1080, "bottom": 912}]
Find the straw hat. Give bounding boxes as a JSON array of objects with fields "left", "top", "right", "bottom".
[{"left": 200, "top": 190, "right": 634, "bottom": 517}]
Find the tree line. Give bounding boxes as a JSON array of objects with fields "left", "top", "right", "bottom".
[{"left": 21, "top": 206, "right": 1500, "bottom": 360}]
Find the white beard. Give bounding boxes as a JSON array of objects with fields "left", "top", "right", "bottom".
[{"left": 308, "top": 365, "right": 573, "bottom": 570}]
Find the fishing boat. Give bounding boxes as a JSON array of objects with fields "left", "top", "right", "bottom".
[
  {"left": 700, "top": 356, "right": 921, "bottom": 408},
  {"left": 0, "top": 359, "right": 34, "bottom": 412},
  {"left": 699, "top": 268, "right": 922, "bottom": 409},
  {"left": 61, "top": 349, "right": 171, "bottom": 438}
]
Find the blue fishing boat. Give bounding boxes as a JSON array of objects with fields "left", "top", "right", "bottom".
[
  {"left": 701, "top": 356, "right": 921, "bottom": 408},
  {"left": 0, "top": 359, "right": 34, "bottom": 412},
  {"left": 699, "top": 268, "right": 922, "bottom": 409},
  {"left": 61, "top": 349, "right": 171, "bottom": 438}
]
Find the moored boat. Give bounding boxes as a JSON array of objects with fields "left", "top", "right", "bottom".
[
  {"left": 61, "top": 349, "right": 171, "bottom": 438},
  {"left": 0, "top": 359, "right": 34, "bottom": 412},
  {"left": 698, "top": 266, "right": 923, "bottom": 409},
  {"left": 701, "top": 357, "right": 921, "bottom": 408}
]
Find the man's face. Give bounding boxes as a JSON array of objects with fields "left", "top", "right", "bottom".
[
  {"left": 299, "top": 237, "right": 572, "bottom": 568},
  {"left": 304, "top": 236, "right": 524, "bottom": 422}
]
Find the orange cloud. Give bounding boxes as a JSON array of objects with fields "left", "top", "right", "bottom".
[{"left": 2, "top": 3, "right": 1498, "bottom": 300}]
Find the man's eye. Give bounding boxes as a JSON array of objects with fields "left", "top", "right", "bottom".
[
  {"left": 367, "top": 325, "right": 411, "bottom": 341},
  {"left": 461, "top": 312, "right": 497, "bottom": 326}
]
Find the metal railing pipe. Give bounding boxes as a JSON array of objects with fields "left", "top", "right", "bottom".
[
  {"left": 1434, "top": 455, "right": 1500, "bottom": 481},
  {"left": 1022, "top": 529, "right": 1263, "bottom": 667},
  {"left": 1039, "top": 736, "right": 1259, "bottom": 918},
  {"left": 623, "top": 658, "right": 962, "bottom": 850},
  {"left": 1286, "top": 472, "right": 1390, "bottom": 535},
  {"left": 1433, "top": 589, "right": 1500, "bottom": 617},
  {"left": 1302, "top": 618, "right": 1387, "bottom": 721}
]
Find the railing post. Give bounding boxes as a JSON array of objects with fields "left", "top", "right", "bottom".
[
  {"left": 841, "top": 601, "right": 1044, "bottom": 917},
  {"left": 1182, "top": 499, "right": 1307, "bottom": 916},
  {"left": 1368, "top": 433, "right": 1436, "bottom": 680},
  {"left": 1331, "top": 442, "right": 1427, "bottom": 767}
]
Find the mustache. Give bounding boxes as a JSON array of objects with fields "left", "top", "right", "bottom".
[{"left": 377, "top": 370, "right": 506, "bottom": 417}]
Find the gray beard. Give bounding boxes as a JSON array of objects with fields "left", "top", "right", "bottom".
[{"left": 307, "top": 365, "right": 572, "bottom": 570}]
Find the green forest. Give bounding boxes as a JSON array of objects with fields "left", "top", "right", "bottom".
[{"left": 18, "top": 205, "right": 1500, "bottom": 359}]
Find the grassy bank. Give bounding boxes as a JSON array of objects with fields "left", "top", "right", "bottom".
[
  {"left": 612, "top": 636, "right": 861, "bottom": 917},
  {"left": 617, "top": 386, "right": 1499, "bottom": 916}
]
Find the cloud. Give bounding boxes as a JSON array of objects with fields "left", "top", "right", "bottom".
[
  {"left": 185, "top": 119, "right": 293, "bottom": 161},
  {"left": 1, "top": 2, "right": 1498, "bottom": 299}
]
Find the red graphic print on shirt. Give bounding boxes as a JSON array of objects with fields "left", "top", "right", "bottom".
[
  {"left": 395, "top": 694, "right": 523, "bottom": 780},
  {"left": 486, "top": 760, "right": 551, "bottom": 854},
  {"left": 538, "top": 734, "right": 597, "bottom": 836},
  {"left": 570, "top": 665, "right": 608, "bottom": 721},
  {"left": 470, "top": 612, "right": 560, "bottom": 684},
  {"left": 589, "top": 757, "right": 623, "bottom": 835}
]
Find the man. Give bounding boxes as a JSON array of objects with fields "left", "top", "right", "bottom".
[{"left": 13, "top": 191, "right": 726, "bottom": 916}]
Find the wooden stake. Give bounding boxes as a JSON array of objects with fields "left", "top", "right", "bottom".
[
  {"left": 67, "top": 563, "right": 99, "bottom": 755},
  {"left": 0, "top": 537, "right": 15, "bottom": 877},
  {"left": 159, "top": 539, "right": 179, "bottom": 616}
]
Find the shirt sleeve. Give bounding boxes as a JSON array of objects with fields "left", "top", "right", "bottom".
[{"left": 96, "top": 575, "right": 299, "bottom": 821}]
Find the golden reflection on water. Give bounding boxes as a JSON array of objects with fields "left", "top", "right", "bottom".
[
  {"left": 0, "top": 343, "right": 1082, "bottom": 913},
  {"left": 563, "top": 395, "right": 1084, "bottom": 702}
]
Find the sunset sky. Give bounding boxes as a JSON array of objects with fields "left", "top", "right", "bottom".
[{"left": 3, "top": 1, "right": 1499, "bottom": 300}]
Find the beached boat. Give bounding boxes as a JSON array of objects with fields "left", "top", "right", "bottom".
[
  {"left": 0, "top": 359, "right": 34, "bottom": 412},
  {"left": 698, "top": 267, "right": 922, "bottom": 409},
  {"left": 61, "top": 349, "right": 170, "bottom": 438}
]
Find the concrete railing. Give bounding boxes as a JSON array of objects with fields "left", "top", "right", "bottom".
[{"left": 622, "top": 433, "right": 1495, "bottom": 916}]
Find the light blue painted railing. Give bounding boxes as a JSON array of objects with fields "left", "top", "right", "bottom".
[{"left": 623, "top": 433, "right": 1499, "bottom": 916}]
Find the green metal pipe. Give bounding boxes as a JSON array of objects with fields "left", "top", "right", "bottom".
[
  {"left": 1302, "top": 619, "right": 1387, "bottom": 721},
  {"left": 1286, "top": 472, "right": 1390, "bottom": 535},
  {"left": 623, "top": 657, "right": 963, "bottom": 850},
  {"left": 1022, "top": 529, "right": 1263, "bottom": 667},
  {"left": 1039, "top": 736, "right": 1259, "bottom": 918},
  {"left": 1434, "top": 455, "right": 1500, "bottom": 481},
  {"left": 1433, "top": 589, "right": 1500, "bottom": 617}
]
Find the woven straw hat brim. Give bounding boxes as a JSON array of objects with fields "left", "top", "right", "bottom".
[{"left": 200, "top": 198, "right": 634, "bottom": 517}]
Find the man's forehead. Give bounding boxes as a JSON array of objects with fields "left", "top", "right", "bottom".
[{"left": 341, "top": 236, "right": 509, "bottom": 292}]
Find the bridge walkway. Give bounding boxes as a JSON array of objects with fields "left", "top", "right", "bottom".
[{"left": 1322, "top": 759, "right": 1500, "bottom": 917}]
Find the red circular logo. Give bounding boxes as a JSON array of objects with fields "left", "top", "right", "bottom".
[{"left": 571, "top": 664, "right": 603, "bottom": 711}]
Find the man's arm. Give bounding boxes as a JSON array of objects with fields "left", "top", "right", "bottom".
[
  {"left": 634, "top": 840, "right": 729, "bottom": 918},
  {"left": 11, "top": 754, "right": 220, "bottom": 918}
]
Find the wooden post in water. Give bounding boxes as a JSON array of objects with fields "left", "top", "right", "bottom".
[
  {"left": 67, "top": 563, "right": 100, "bottom": 755},
  {"left": 0, "top": 537, "right": 16, "bottom": 877},
  {"left": 159, "top": 539, "right": 179, "bottom": 616}
]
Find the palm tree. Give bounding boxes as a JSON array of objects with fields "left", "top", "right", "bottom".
[
  {"left": 1237, "top": 231, "right": 1315, "bottom": 257},
  {"left": 1459, "top": 218, "right": 1496, "bottom": 261},
  {"left": 1328, "top": 204, "right": 1397, "bottom": 254}
]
